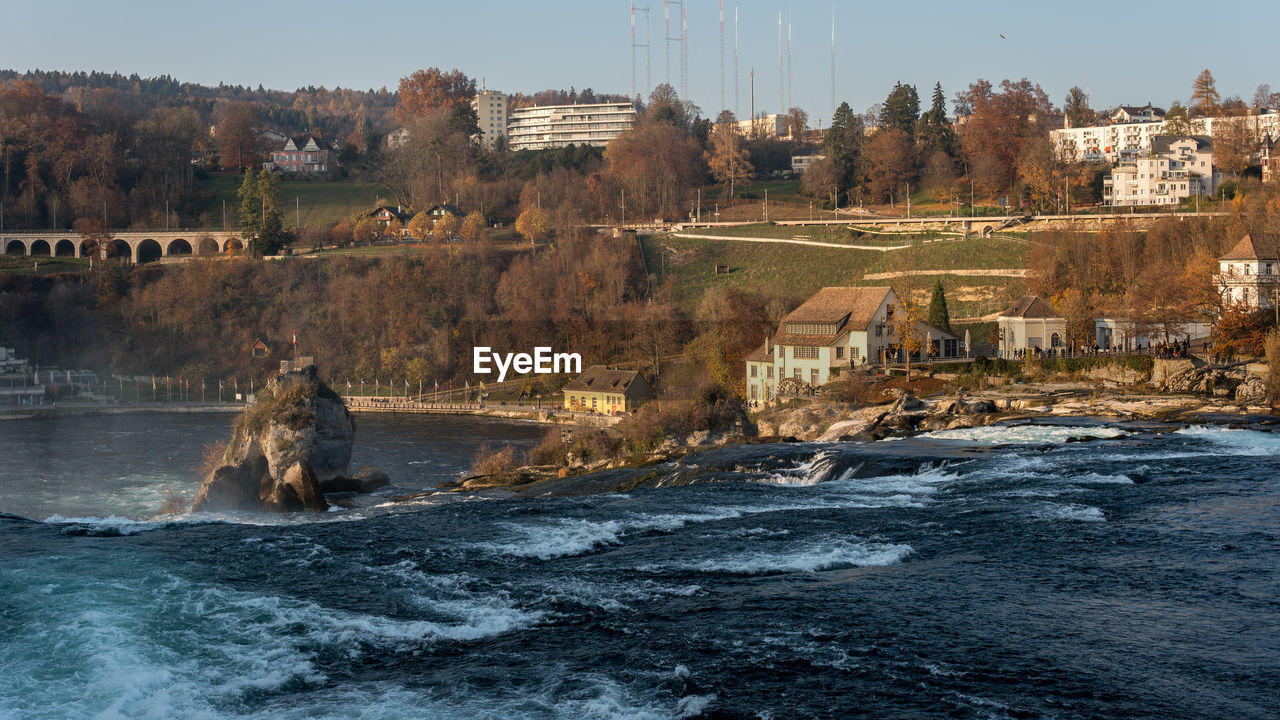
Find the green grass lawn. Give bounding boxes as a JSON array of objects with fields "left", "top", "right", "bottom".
[
  {"left": 643, "top": 233, "right": 1029, "bottom": 318},
  {"left": 0, "top": 255, "right": 90, "bottom": 276},
  {"left": 201, "top": 173, "right": 391, "bottom": 229}
]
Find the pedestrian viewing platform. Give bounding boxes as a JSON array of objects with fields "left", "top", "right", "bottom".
[{"left": 341, "top": 395, "right": 622, "bottom": 426}]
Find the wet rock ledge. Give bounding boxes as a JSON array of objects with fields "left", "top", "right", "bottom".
[{"left": 191, "top": 364, "right": 387, "bottom": 513}]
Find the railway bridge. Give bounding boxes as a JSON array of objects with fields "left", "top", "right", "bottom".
[{"left": 1, "top": 230, "right": 245, "bottom": 263}]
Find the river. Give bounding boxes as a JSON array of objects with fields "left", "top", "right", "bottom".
[{"left": 1, "top": 413, "right": 1277, "bottom": 718}]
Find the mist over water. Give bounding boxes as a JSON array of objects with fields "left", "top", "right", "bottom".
[{"left": 2, "top": 414, "right": 1278, "bottom": 718}]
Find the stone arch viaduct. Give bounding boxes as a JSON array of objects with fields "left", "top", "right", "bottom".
[{"left": 1, "top": 230, "right": 246, "bottom": 264}]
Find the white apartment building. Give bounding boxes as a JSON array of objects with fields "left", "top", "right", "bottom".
[
  {"left": 506, "top": 102, "right": 637, "bottom": 151},
  {"left": 735, "top": 113, "right": 788, "bottom": 139},
  {"left": 1103, "top": 136, "right": 1217, "bottom": 207},
  {"left": 1052, "top": 111, "right": 1280, "bottom": 163},
  {"left": 471, "top": 90, "right": 509, "bottom": 150}
]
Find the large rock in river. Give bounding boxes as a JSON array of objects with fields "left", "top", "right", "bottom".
[{"left": 191, "top": 364, "right": 356, "bottom": 513}]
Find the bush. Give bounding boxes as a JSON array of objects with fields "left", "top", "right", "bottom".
[
  {"left": 471, "top": 444, "right": 520, "bottom": 476},
  {"left": 527, "top": 427, "right": 567, "bottom": 466}
]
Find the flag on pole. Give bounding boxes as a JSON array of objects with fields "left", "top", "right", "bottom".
[
  {"left": 152, "top": 375, "right": 156, "bottom": 391},
  {"left": 292, "top": 330, "right": 297, "bottom": 347}
]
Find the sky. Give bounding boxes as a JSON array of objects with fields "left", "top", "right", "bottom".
[{"left": 2, "top": 0, "right": 1276, "bottom": 126}]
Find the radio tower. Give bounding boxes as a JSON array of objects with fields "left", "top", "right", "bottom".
[
  {"left": 719, "top": 0, "right": 725, "bottom": 113},
  {"left": 777, "top": 12, "right": 783, "bottom": 116},
  {"left": 787, "top": 7, "right": 793, "bottom": 111},
  {"left": 681, "top": 3, "right": 688, "bottom": 99},
  {"left": 734, "top": 6, "right": 740, "bottom": 119},
  {"left": 631, "top": 3, "right": 651, "bottom": 99},
  {"left": 830, "top": 4, "right": 836, "bottom": 117},
  {"left": 664, "top": 0, "right": 684, "bottom": 93}
]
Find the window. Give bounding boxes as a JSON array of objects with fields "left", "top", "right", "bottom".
[
  {"left": 876, "top": 325, "right": 884, "bottom": 337},
  {"left": 591, "top": 397, "right": 597, "bottom": 410},
  {"left": 810, "top": 369, "right": 819, "bottom": 385},
  {"left": 793, "top": 369, "right": 801, "bottom": 380},
  {"left": 835, "top": 347, "right": 844, "bottom": 359},
  {"left": 750, "top": 365, "right": 757, "bottom": 378},
  {"left": 750, "top": 385, "right": 758, "bottom": 399},
  {"left": 766, "top": 366, "right": 773, "bottom": 379},
  {"left": 851, "top": 347, "right": 860, "bottom": 359},
  {"left": 795, "top": 346, "right": 820, "bottom": 359}
]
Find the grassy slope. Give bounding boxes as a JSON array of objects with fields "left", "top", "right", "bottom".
[
  {"left": 643, "top": 233, "right": 1029, "bottom": 318},
  {"left": 201, "top": 173, "right": 390, "bottom": 228}
]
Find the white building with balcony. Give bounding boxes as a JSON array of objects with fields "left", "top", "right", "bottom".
[
  {"left": 1103, "top": 136, "right": 1217, "bottom": 207},
  {"left": 506, "top": 102, "right": 637, "bottom": 151},
  {"left": 1053, "top": 111, "right": 1280, "bottom": 164},
  {"left": 1217, "top": 233, "right": 1280, "bottom": 310}
]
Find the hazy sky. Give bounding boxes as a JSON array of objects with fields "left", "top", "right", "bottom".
[{"left": 3, "top": 0, "right": 1275, "bottom": 125}]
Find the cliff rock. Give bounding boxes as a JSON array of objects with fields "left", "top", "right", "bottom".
[{"left": 192, "top": 364, "right": 358, "bottom": 513}]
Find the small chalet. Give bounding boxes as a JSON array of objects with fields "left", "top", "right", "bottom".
[
  {"left": 364, "top": 205, "right": 411, "bottom": 227},
  {"left": 424, "top": 204, "right": 464, "bottom": 221},
  {"left": 563, "top": 366, "right": 654, "bottom": 415},
  {"left": 267, "top": 134, "right": 337, "bottom": 175},
  {"left": 1217, "top": 233, "right": 1280, "bottom": 310},
  {"left": 997, "top": 295, "right": 1066, "bottom": 356},
  {"left": 251, "top": 338, "right": 271, "bottom": 358}
]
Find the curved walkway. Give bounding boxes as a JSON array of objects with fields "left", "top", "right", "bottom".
[{"left": 671, "top": 232, "right": 909, "bottom": 251}]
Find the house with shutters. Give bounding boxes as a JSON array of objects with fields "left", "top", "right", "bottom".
[
  {"left": 745, "top": 286, "right": 958, "bottom": 403},
  {"left": 563, "top": 366, "right": 654, "bottom": 415},
  {"left": 1216, "top": 233, "right": 1280, "bottom": 310}
]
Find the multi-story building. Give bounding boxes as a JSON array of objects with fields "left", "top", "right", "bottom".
[
  {"left": 1217, "top": 233, "right": 1280, "bottom": 310},
  {"left": 745, "top": 286, "right": 957, "bottom": 403},
  {"left": 471, "top": 89, "right": 509, "bottom": 150},
  {"left": 267, "top": 135, "right": 337, "bottom": 175},
  {"left": 0, "top": 347, "right": 45, "bottom": 406},
  {"left": 1052, "top": 111, "right": 1280, "bottom": 164},
  {"left": 735, "top": 113, "right": 789, "bottom": 139},
  {"left": 1263, "top": 134, "right": 1278, "bottom": 183},
  {"left": 562, "top": 366, "right": 654, "bottom": 415},
  {"left": 506, "top": 102, "right": 637, "bottom": 151},
  {"left": 790, "top": 148, "right": 826, "bottom": 174},
  {"left": 1108, "top": 104, "right": 1165, "bottom": 125},
  {"left": 1102, "top": 136, "right": 1217, "bottom": 207}
]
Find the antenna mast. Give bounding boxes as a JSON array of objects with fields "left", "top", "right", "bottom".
[
  {"left": 787, "top": 7, "right": 793, "bottom": 111},
  {"left": 734, "top": 6, "right": 740, "bottom": 119},
  {"left": 830, "top": 4, "right": 836, "bottom": 117},
  {"left": 777, "top": 12, "right": 783, "bottom": 116},
  {"left": 719, "top": 0, "right": 725, "bottom": 113},
  {"left": 631, "top": 3, "right": 651, "bottom": 99}
]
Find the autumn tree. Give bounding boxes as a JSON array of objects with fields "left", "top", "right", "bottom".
[
  {"left": 921, "top": 151, "right": 957, "bottom": 200},
  {"left": 352, "top": 217, "right": 379, "bottom": 245},
  {"left": 217, "top": 102, "right": 262, "bottom": 171},
  {"left": 1212, "top": 116, "right": 1258, "bottom": 177},
  {"left": 1016, "top": 134, "right": 1090, "bottom": 212},
  {"left": 784, "top": 106, "right": 808, "bottom": 142},
  {"left": 515, "top": 205, "right": 551, "bottom": 245},
  {"left": 433, "top": 212, "right": 461, "bottom": 239},
  {"left": 1163, "top": 102, "right": 1192, "bottom": 135},
  {"left": 397, "top": 68, "right": 476, "bottom": 118},
  {"left": 1211, "top": 305, "right": 1269, "bottom": 359},
  {"left": 1190, "top": 69, "right": 1220, "bottom": 116},
  {"left": 800, "top": 157, "right": 840, "bottom": 208},
  {"left": 706, "top": 122, "right": 753, "bottom": 198},
  {"left": 957, "top": 78, "right": 1053, "bottom": 196},
  {"left": 407, "top": 212, "right": 433, "bottom": 239},
  {"left": 865, "top": 128, "right": 915, "bottom": 203},
  {"left": 888, "top": 298, "right": 927, "bottom": 377},
  {"left": 73, "top": 216, "right": 115, "bottom": 260},
  {"left": 605, "top": 117, "right": 702, "bottom": 220},
  {"left": 460, "top": 210, "right": 488, "bottom": 242},
  {"left": 1064, "top": 86, "right": 1095, "bottom": 128}
]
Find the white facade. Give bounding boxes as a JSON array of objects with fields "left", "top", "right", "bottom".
[
  {"left": 1052, "top": 112, "right": 1280, "bottom": 164},
  {"left": 471, "top": 90, "right": 509, "bottom": 150},
  {"left": 1103, "top": 136, "right": 1217, "bottom": 207},
  {"left": 507, "top": 102, "right": 637, "bottom": 151},
  {"left": 735, "top": 113, "right": 788, "bottom": 139},
  {"left": 791, "top": 151, "right": 827, "bottom": 174},
  {"left": 1094, "top": 318, "right": 1210, "bottom": 351},
  {"left": 1216, "top": 234, "right": 1280, "bottom": 310},
  {"left": 997, "top": 296, "right": 1067, "bottom": 357}
]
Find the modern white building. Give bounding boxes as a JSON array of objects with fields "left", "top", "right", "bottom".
[
  {"left": 506, "top": 102, "right": 637, "bottom": 151},
  {"left": 1094, "top": 318, "right": 1210, "bottom": 351},
  {"left": 997, "top": 295, "right": 1067, "bottom": 357},
  {"left": 1103, "top": 136, "right": 1218, "bottom": 207},
  {"left": 1217, "top": 233, "right": 1280, "bottom": 310},
  {"left": 790, "top": 149, "right": 827, "bottom": 174},
  {"left": 735, "top": 113, "right": 789, "bottom": 139},
  {"left": 1052, "top": 111, "right": 1280, "bottom": 164},
  {"left": 471, "top": 89, "right": 509, "bottom": 150}
]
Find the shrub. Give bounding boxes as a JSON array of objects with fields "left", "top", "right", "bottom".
[
  {"left": 527, "top": 427, "right": 567, "bottom": 466},
  {"left": 471, "top": 444, "right": 520, "bottom": 476},
  {"left": 157, "top": 485, "right": 188, "bottom": 516}
]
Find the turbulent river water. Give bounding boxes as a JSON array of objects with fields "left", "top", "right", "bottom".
[{"left": 1, "top": 412, "right": 1277, "bottom": 719}]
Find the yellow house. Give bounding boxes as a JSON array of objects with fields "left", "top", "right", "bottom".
[{"left": 563, "top": 366, "right": 654, "bottom": 415}]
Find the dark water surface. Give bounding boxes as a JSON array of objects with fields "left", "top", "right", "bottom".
[{"left": 1, "top": 414, "right": 1277, "bottom": 718}]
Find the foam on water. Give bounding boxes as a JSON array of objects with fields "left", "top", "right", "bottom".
[
  {"left": 640, "top": 538, "right": 913, "bottom": 575},
  {"left": 1174, "top": 425, "right": 1280, "bottom": 455},
  {"left": 917, "top": 424, "right": 1126, "bottom": 445},
  {"left": 476, "top": 510, "right": 744, "bottom": 559},
  {"left": 1028, "top": 503, "right": 1106, "bottom": 522}
]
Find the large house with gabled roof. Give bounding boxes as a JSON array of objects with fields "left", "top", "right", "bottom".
[
  {"left": 563, "top": 366, "right": 654, "bottom": 415},
  {"left": 1217, "top": 233, "right": 1280, "bottom": 310},
  {"left": 267, "top": 134, "right": 337, "bottom": 175},
  {"left": 745, "top": 286, "right": 958, "bottom": 402}
]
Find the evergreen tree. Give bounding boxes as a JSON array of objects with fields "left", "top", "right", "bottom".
[
  {"left": 926, "top": 278, "right": 952, "bottom": 333},
  {"left": 879, "top": 82, "right": 920, "bottom": 137},
  {"left": 917, "top": 82, "right": 954, "bottom": 157},
  {"left": 238, "top": 169, "right": 285, "bottom": 257},
  {"left": 236, "top": 170, "right": 260, "bottom": 237},
  {"left": 822, "top": 101, "right": 866, "bottom": 199}
]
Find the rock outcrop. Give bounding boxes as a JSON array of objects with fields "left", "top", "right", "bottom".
[{"left": 192, "top": 364, "right": 373, "bottom": 513}]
